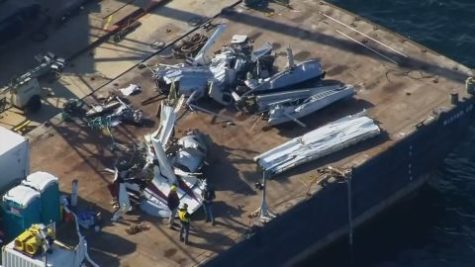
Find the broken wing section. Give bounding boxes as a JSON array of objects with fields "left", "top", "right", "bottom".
[{"left": 255, "top": 112, "right": 381, "bottom": 174}]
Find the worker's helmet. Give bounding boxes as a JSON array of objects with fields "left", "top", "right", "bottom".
[{"left": 170, "top": 184, "right": 177, "bottom": 191}]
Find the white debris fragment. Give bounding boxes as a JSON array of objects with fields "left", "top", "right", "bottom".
[
  {"left": 231, "top": 34, "right": 248, "bottom": 44},
  {"left": 255, "top": 112, "right": 381, "bottom": 174},
  {"left": 194, "top": 24, "right": 228, "bottom": 66},
  {"left": 119, "top": 84, "right": 141, "bottom": 96},
  {"left": 267, "top": 84, "right": 355, "bottom": 126}
]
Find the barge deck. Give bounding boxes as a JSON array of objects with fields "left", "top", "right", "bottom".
[{"left": 4, "top": 0, "right": 473, "bottom": 266}]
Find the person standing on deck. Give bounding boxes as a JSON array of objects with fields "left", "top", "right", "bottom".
[
  {"left": 70, "top": 179, "right": 79, "bottom": 208},
  {"left": 178, "top": 203, "right": 191, "bottom": 245},
  {"left": 167, "top": 184, "right": 180, "bottom": 229},
  {"left": 201, "top": 180, "right": 216, "bottom": 225}
]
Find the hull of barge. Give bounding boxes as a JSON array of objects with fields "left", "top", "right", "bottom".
[{"left": 205, "top": 97, "right": 475, "bottom": 267}]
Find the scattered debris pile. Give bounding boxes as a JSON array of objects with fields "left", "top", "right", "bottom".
[
  {"left": 63, "top": 92, "right": 145, "bottom": 129},
  {"left": 152, "top": 25, "right": 357, "bottom": 127},
  {"left": 108, "top": 97, "right": 209, "bottom": 221},
  {"left": 86, "top": 96, "right": 144, "bottom": 128}
]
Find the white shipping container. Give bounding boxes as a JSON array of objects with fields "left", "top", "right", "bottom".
[{"left": 0, "top": 127, "right": 29, "bottom": 193}]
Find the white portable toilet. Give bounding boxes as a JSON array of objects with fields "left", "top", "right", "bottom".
[{"left": 22, "top": 171, "right": 60, "bottom": 224}]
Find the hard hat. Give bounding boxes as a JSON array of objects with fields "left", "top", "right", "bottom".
[{"left": 170, "top": 185, "right": 177, "bottom": 191}]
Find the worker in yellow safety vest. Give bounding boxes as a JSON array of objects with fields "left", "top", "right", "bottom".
[{"left": 178, "top": 203, "right": 191, "bottom": 245}]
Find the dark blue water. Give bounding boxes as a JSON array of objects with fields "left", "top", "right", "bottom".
[
  {"left": 330, "top": 0, "right": 475, "bottom": 68},
  {"left": 304, "top": 1, "right": 475, "bottom": 266}
]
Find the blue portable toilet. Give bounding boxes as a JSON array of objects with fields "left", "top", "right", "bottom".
[
  {"left": 2, "top": 185, "right": 41, "bottom": 240},
  {"left": 22, "top": 171, "right": 60, "bottom": 225}
]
